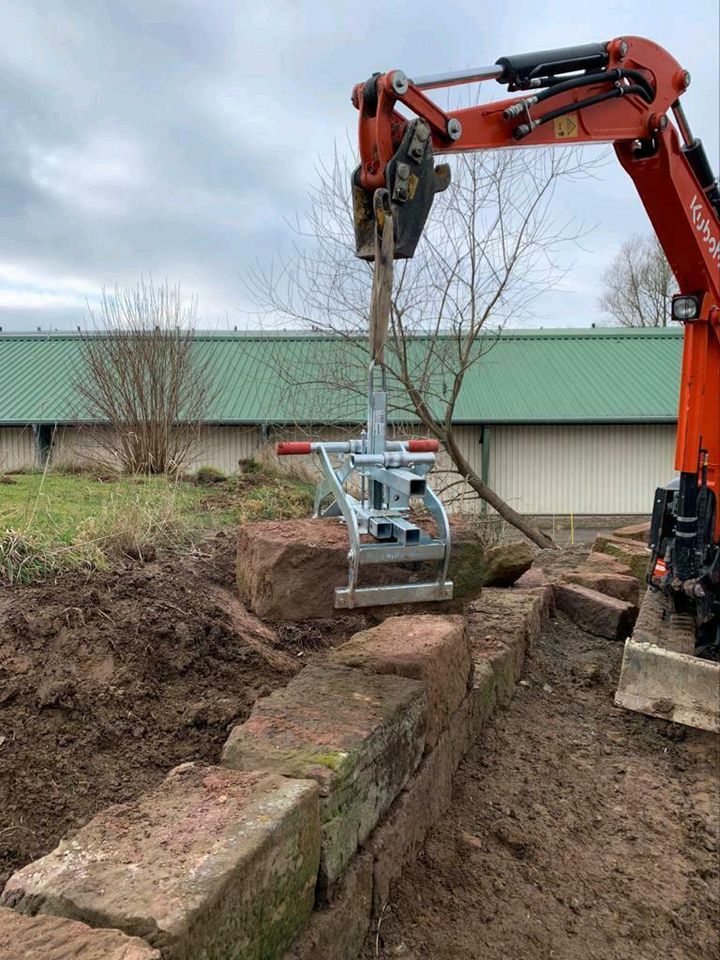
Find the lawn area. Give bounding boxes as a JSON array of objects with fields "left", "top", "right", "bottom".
[{"left": 0, "top": 467, "right": 313, "bottom": 583}]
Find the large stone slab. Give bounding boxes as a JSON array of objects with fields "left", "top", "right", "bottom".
[
  {"left": 236, "top": 518, "right": 486, "bottom": 620},
  {"left": 282, "top": 853, "right": 373, "bottom": 960},
  {"left": 0, "top": 907, "right": 160, "bottom": 960},
  {"left": 367, "top": 728, "right": 454, "bottom": 915},
  {"left": 554, "top": 582, "right": 638, "bottom": 640},
  {"left": 367, "top": 661, "right": 497, "bottom": 916},
  {"left": 447, "top": 662, "right": 497, "bottom": 769},
  {"left": 465, "top": 588, "right": 552, "bottom": 704},
  {"left": 561, "top": 569, "right": 640, "bottom": 605},
  {"left": 482, "top": 541, "right": 534, "bottom": 586},
  {"left": 583, "top": 551, "right": 634, "bottom": 577},
  {"left": 594, "top": 534, "right": 651, "bottom": 583},
  {"left": 613, "top": 520, "right": 651, "bottom": 544},
  {"left": 222, "top": 665, "right": 426, "bottom": 893},
  {"left": 1, "top": 765, "right": 320, "bottom": 960},
  {"left": 329, "top": 614, "right": 471, "bottom": 748}
]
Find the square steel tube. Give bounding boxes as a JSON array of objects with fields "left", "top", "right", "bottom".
[
  {"left": 369, "top": 467, "right": 426, "bottom": 499},
  {"left": 368, "top": 516, "right": 394, "bottom": 539},
  {"left": 391, "top": 517, "right": 421, "bottom": 544}
]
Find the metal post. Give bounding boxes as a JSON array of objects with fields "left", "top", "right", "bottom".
[{"left": 481, "top": 425, "right": 491, "bottom": 515}]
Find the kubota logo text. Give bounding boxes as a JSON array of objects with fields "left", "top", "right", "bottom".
[{"left": 690, "top": 194, "right": 720, "bottom": 264}]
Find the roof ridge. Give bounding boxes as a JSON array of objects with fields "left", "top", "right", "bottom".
[{"left": 0, "top": 326, "right": 683, "bottom": 341}]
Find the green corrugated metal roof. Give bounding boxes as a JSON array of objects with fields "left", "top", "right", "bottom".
[{"left": 0, "top": 327, "right": 683, "bottom": 426}]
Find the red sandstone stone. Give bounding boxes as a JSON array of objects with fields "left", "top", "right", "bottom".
[{"left": 330, "top": 614, "right": 472, "bottom": 748}]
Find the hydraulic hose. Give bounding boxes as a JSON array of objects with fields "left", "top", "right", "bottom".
[
  {"left": 512, "top": 84, "right": 650, "bottom": 139},
  {"left": 504, "top": 68, "right": 654, "bottom": 121}
]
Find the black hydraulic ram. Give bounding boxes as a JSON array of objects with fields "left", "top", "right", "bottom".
[
  {"left": 672, "top": 100, "right": 720, "bottom": 216},
  {"left": 494, "top": 42, "right": 609, "bottom": 88}
]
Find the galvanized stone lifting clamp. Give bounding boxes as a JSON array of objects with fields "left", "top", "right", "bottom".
[{"left": 277, "top": 190, "right": 453, "bottom": 609}]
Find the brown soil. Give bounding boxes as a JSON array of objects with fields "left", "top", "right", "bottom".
[
  {"left": 368, "top": 614, "right": 720, "bottom": 960},
  {"left": 0, "top": 530, "right": 355, "bottom": 888}
]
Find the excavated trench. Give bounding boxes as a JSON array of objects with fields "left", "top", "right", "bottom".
[{"left": 365, "top": 614, "right": 719, "bottom": 960}]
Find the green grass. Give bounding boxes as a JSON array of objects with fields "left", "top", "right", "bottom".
[{"left": 0, "top": 467, "right": 314, "bottom": 583}]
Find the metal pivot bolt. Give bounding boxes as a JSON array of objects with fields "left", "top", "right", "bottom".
[
  {"left": 394, "top": 162, "right": 410, "bottom": 201},
  {"left": 391, "top": 70, "right": 409, "bottom": 95},
  {"left": 447, "top": 117, "right": 462, "bottom": 140},
  {"left": 408, "top": 121, "right": 431, "bottom": 161}
]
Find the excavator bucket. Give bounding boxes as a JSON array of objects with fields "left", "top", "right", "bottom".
[
  {"left": 615, "top": 589, "right": 720, "bottom": 733},
  {"left": 615, "top": 639, "right": 720, "bottom": 733}
]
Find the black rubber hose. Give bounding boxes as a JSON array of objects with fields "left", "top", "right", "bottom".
[
  {"left": 504, "top": 69, "right": 653, "bottom": 119},
  {"left": 512, "top": 85, "right": 649, "bottom": 139},
  {"left": 537, "top": 68, "right": 653, "bottom": 104}
]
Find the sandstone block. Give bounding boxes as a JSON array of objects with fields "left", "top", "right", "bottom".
[
  {"left": 329, "top": 614, "right": 471, "bottom": 748},
  {"left": 0, "top": 907, "right": 160, "bottom": 960},
  {"left": 367, "top": 729, "right": 454, "bottom": 915},
  {"left": 482, "top": 541, "right": 534, "bottom": 586},
  {"left": 1, "top": 765, "right": 320, "bottom": 960},
  {"left": 368, "top": 655, "right": 500, "bottom": 915},
  {"left": 514, "top": 566, "right": 553, "bottom": 589},
  {"left": 594, "top": 534, "right": 650, "bottom": 583},
  {"left": 554, "top": 582, "right": 638, "bottom": 640},
  {"left": 236, "top": 519, "right": 487, "bottom": 621},
  {"left": 613, "top": 520, "right": 651, "bottom": 544},
  {"left": 222, "top": 665, "right": 426, "bottom": 892},
  {"left": 531, "top": 545, "right": 591, "bottom": 579},
  {"left": 447, "top": 662, "right": 497, "bottom": 768},
  {"left": 561, "top": 569, "right": 640, "bottom": 605},
  {"left": 583, "top": 551, "right": 634, "bottom": 577},
  {"left": 282, "top": 854, "right": 373, "bottom": 960},
  {"left": 464, "top": 588, "right": 545, "bottom": 704},
  {"left": 237, "top": 520, "right": 388, "bottom": 620}
]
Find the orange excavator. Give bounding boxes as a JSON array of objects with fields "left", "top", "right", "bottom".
[{"left": 351, "top": 36, "right": 720, "bottom": 731}]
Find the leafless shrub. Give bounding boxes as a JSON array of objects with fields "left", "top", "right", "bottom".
[{"left": 76, "top": 278, "right": 213, "bottom": 474}]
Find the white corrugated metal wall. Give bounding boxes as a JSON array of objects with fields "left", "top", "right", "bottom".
[
  {"left": 0, "top": 426, "right": 36, "bottom": 471},
  {"left": 0, "top": 421, "right": 676, "bottom": 515},
  {"left": 486, "top": 423, "right": 676, "bottom": 514},
  {"left": 186, "top": 426, "right": 261, "bottom": 472}
]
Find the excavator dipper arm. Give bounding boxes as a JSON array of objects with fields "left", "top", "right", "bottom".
[{"left": 352, "top": 35, "right": 720, "bottom": 678}]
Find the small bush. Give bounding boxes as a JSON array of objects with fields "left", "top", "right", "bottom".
[
  {"left": 238, "top": 457, "right": 262, "bottom": 475},
  {"left": 193, "top": 465, "right": 227, "bottom": 485}
]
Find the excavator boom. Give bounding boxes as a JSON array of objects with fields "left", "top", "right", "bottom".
[{"left": 352, "top": 36, "right": 720, "bottom": 730}]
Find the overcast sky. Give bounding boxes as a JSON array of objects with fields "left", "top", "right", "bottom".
[{"left": 0, "top": 0, "right": 717, "bottom": 332}]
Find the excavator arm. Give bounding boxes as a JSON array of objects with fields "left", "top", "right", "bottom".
[{"left": 352, "top": 36, "right": 720, "bottom": 726}]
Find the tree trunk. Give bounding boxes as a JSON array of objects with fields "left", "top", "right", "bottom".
[{"left": 444, "top": 429, "right": 557, "bottom": 550}]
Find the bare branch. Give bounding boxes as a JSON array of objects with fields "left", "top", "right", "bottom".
[
  {"left": 245, "top": 147, "right": 601, "bottom": 548},
  {"left": 75, "top": 278, "right": 214, "bottom": 474},
  {"left": 599, "top": 234, "right": 678, "bottom": 326}
]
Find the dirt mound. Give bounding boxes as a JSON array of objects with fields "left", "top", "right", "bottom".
[
  {"left": 0, "top": 531, "right": 308, "bottom": 888},
  {"left": 368, "top": 615, "right": 719, "bottom": 960}
]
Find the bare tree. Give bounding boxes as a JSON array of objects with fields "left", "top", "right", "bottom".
[
  {"left": 247, "top": 147, "right": 597, "bottom": 549},
  {"left": 599, "top": 234, "right": 677, "bottom": 326},
  {"left": 76, "top": 278, "right": 213, "bottom": 474}
]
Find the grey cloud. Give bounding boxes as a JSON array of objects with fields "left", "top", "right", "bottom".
[{"left": 0, "top": 0, "right": 717, "bottom": 331}]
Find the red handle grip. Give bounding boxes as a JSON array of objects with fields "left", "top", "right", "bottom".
[
  {"left": 276, "top": 441, "right": 312, "bottom": 456},
  {"left": 406, "top": 439, "right": 439, "bottom": 452}
]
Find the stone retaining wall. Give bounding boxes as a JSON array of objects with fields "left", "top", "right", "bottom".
[{"left": 0, "top": 587, "right": 553, "bottom": 960}]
